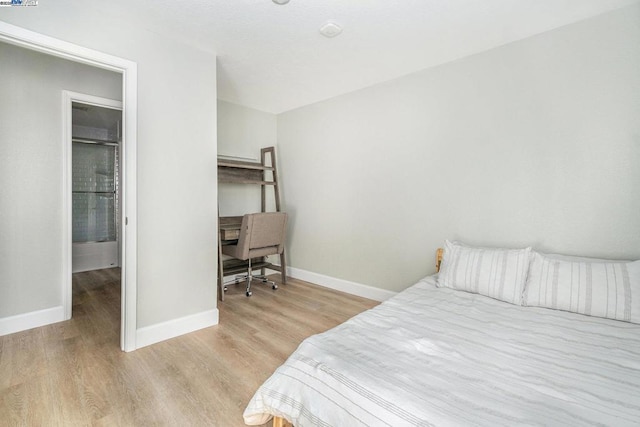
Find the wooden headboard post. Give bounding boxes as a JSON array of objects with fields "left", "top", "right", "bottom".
[
  {"left": 272, "top": 416, "right": 293, "bottom": 427},
  {"left": 436, "top": 248, "right": 443, "bottom": 272}
]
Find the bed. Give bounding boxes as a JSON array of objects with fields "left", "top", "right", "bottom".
[{"left": 244, "top": 243, "right": 640, "bottom": 426}]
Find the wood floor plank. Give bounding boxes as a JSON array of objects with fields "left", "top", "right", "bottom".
[{"left": 0, "top": 268, "right": 379, "bottom": 426}]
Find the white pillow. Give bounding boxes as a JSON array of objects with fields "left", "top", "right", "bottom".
[
  {"left": 523, "top": 252, "right": 640, "bottom": 323},
  {"left": 437, "top": 240, "right": 531, "bottom": 305}
]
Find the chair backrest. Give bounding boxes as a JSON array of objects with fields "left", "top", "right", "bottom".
[{"left": 235, "top": 212, "right": 287, "bottom": 260}]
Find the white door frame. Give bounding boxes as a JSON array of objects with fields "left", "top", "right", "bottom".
[{"left": 0, "top": 22, "right": 138, "bottom": 352}]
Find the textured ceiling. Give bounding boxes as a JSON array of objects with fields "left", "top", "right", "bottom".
[{"left": 67, "top": 0, "right": 640, "bottom": 113}]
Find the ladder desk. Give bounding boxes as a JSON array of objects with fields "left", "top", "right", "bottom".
[{"left": 217, "top": 147, "right": 287, "bottom": 301}]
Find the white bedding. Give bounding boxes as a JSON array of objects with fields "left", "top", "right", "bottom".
[{"left": 244, "top": 275, "right": 640, "bottom": 426}]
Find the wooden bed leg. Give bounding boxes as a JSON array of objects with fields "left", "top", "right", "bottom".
[{"left": 272, "top": 416, "right": 292, "bottom": 427}]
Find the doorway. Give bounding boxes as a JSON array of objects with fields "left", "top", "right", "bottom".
[
  {"left": 0, "top": 21, "right": 139, "bottom": 351},
  {"left": 71, "top": 101, "right": 123, "bottom": 273},
  {"left": 63, "top": 91, "right": 129, "bottom": 349}
]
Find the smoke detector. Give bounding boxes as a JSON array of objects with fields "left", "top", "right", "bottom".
[
  {"left": 319, "top": 21, "right": 343, "bottom": 38},
  {"left": 272, "top": 0, "right": 290, "bottom": 4}
]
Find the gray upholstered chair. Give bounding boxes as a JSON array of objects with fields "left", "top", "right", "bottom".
[{"left": 222, "top": 212, "right": 288, "bottom": 297}]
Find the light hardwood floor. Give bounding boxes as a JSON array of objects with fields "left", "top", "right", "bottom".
[{"left": 0, "top": 269, "right": 378, "bottom": 426}]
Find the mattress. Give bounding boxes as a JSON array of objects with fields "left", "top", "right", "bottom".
[{"left": 244, "top": 275, "right": 640, "bottom": 426}]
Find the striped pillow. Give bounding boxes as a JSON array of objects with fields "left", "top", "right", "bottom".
[
  {"left": 523, "top": 252, "right": 640, "bottom": 323},
  {"left": 437, "top": 241, "right": 531, "bottom": 305}
]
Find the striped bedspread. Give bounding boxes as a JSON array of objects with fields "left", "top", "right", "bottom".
[{"left": 244, "top": 275, "right": 640, "bottom": 426}]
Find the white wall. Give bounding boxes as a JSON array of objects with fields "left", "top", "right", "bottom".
[
  {"left": 217, "top": 100, "right": 278, "bottom": 216},
  {"left": 1, "top": 1, "right": 218, "bottom": 333},
  {"left": 276, "top": 4, "right": 640, "bottom": 292},
  {"left": 0, "top": 41, "right": 122, "bottom": 318}
]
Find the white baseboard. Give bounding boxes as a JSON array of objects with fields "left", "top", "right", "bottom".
[
  {"left": 0, "top": 305, "right": 66, "bottom": 336},
  {"left": 286, "top": 267, "right": 396, "bottom": 302},
  {"left": 135, "top": 308, "right": 219, "bottom": 350},
  {"left": 223, "top": 265, "right": 396, "bottom": 302}
]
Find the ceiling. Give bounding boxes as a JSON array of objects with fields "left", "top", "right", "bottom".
[{"left": 99, "top": 0, "right": 640, "bottom": 113}]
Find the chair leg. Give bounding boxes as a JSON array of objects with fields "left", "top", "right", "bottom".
[
  {"left": 236, "top": 258, "right": 280, "bottom": 297},
  {"left": 222, "top": 258, "right": 278, "bottom": 297},
  {"left": 257, "top": 275, "right": 278, "bottom": 290}
]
